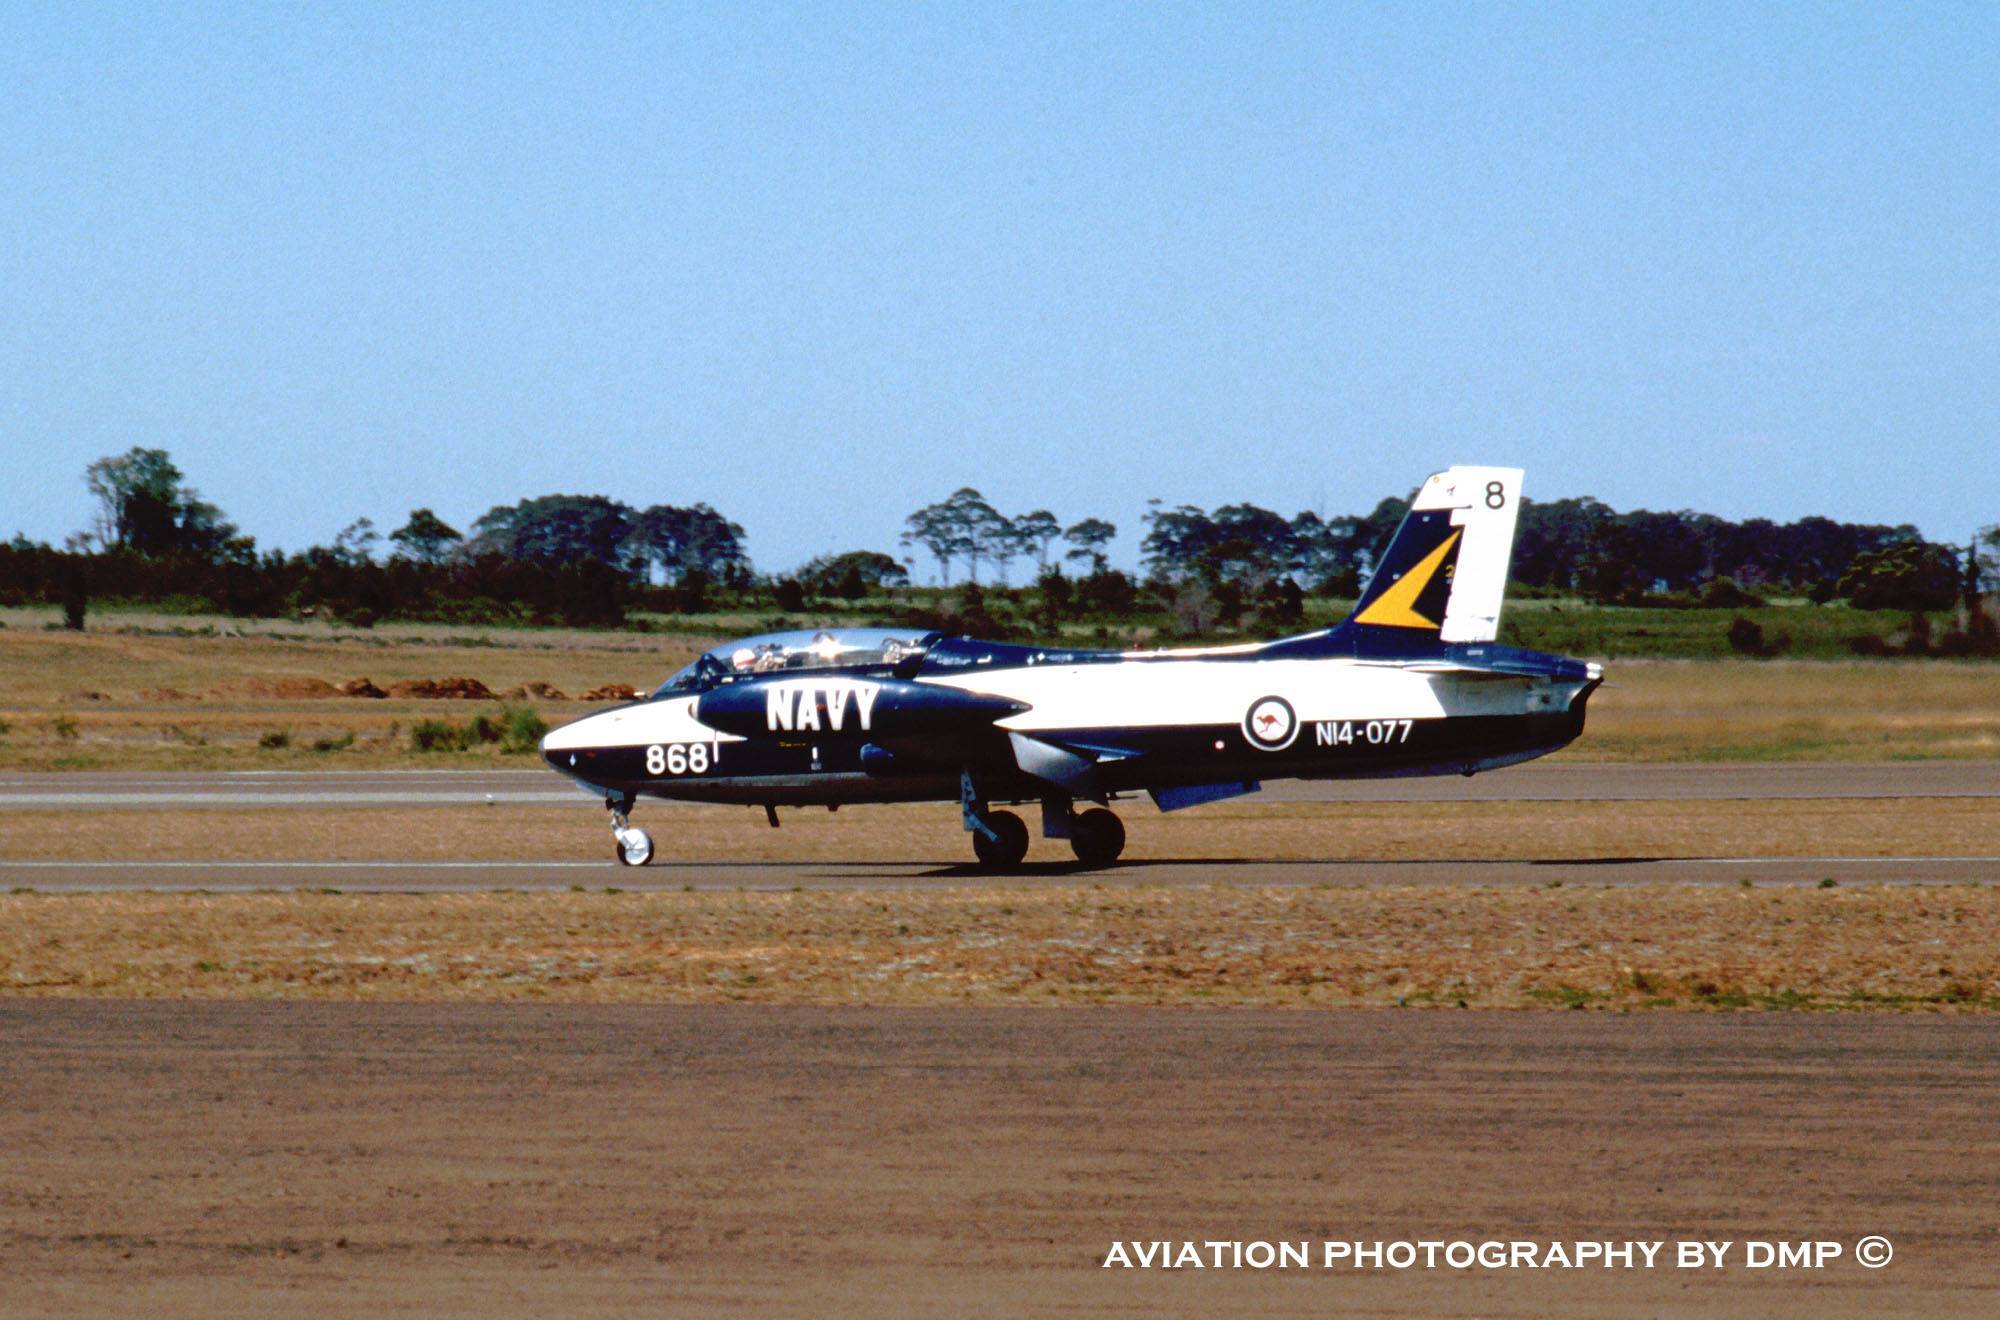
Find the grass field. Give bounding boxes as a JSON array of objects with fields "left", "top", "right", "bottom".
[
  {"left": 1, "top": 607, "right": 1996, "bottom": 766},
  {"left": 6, "top": 882, "right": 1997, "bottom": 1009}
]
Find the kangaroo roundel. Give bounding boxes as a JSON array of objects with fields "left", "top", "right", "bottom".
[{"left": 1243, "top": 695, "right": 1299, "bottom": 751}]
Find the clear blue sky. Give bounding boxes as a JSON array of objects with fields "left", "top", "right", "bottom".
[{"left": 3, "top": 3, "right": 1994, "bottom": 574}]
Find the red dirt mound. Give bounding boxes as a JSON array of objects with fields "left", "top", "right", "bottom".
[
  {"left": 340, "top": 678, "right": 388, "bottom": 699},
  {"left": 60, "top": 690, "right": 113, "bottom": 702},
  {"left": 577, "top": 683, "right": 640, "bottom": 702},
  {"left": 385, "top": 676, "right": 496, "bottom": 700},
  {"left": 503, "top": 681, "right": 567, "bottom": 701},
  {"left": 223, "top": 678, "right": 341, "bottom": 699},
  {"left": 136, "top": 688, "right": 200, "bottom": 702}
]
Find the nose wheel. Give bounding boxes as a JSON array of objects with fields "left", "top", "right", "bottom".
[
  {"left": 961, "top": 769, "right": 1029, "bottom": 870},
  {"left": 970, "top": 810, "right": 1030, "bottom": 869},
  {"left": 607, "top": 796, "right": 654, "bottom": 866},
  {"left": 616, "top": 828, "right": 654, "bottom": 867}
]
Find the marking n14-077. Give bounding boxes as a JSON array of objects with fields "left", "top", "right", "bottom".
[
  {"left": 1316, "top": 719, "right": 1414, "bottom": 747},
  {"left": 541, "top": 465, "right": 1603, "bottom": 871}
]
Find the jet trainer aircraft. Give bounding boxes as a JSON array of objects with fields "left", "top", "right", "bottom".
[{"left": 542, "top": 466, "right": 1601, "bottom": 868}]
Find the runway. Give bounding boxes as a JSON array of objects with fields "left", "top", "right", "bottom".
[
  {"left": 3, "top": 761, "right": 1995, "bottom": 890},
  {"left": 3, "top": 759, "right": 1997, "bottom": 808}
]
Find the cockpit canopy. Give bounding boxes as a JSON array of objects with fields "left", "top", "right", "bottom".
[{"left": 654, "top": 628, "right": 937, "bottom": 698}]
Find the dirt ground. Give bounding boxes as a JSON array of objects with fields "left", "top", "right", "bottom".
[{"left": 1, "top": 1002, "right": 1993, "bottom": 1316}]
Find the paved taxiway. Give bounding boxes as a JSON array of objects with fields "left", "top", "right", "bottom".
[
  {"left": 3, "top": 761, "right": 1995, "bottom": 890},
  {"left": 2, "top": 760, "right": 1996, "bottom": 808}
]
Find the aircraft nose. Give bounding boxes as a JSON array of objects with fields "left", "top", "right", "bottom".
[{"left": 539, "top": 711, "right": 604, "bottom": 777}]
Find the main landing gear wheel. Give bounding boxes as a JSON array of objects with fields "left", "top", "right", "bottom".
[
  {"left": 1069, "top": 808, "right": 1125, "bottom": 867},
  {"left": 971, "top": 810, "right": 1030, "bottom": 870},
  {"left": 615, "top": 828, "right": 654, "bottom": 867}
]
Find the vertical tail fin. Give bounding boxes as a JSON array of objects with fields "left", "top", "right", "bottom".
[{"left": 1345, "top": 466, "right": 1523, "bottom": 645}]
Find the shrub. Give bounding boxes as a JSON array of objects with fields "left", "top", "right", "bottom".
[
  {"left": 501, "top": 706, "right": 550, "bottom": 754},
  {"left": 311, "top": 731, "right": 356, "bottom": 753},
  {"left": 467, "top": 712, "right": 504, "bottom": 745},
  {"left": 51, "top": 713, "right": 79, "bottom": 741},
  {"left": 1726, "top": 617, "right": 1789, "bottom": 657},
  {"left": 410, "top": 718, "right": 465, "bottom": 752},
  {"left": 1701, "top": 578, "right": 1764, "bottom": 609},
  {"left": 258, "top": 729, "right": 291, "bottom": 750}
]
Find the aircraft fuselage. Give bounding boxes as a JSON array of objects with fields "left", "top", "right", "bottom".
[{"left": 541, "top": 641, "right": 1600, "bottom": 809}]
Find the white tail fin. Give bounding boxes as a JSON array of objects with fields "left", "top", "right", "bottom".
[{"left": 1407, "top": 465, "right": 1524, "bottom": 644}]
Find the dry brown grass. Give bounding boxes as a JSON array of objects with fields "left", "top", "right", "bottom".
[
  {"left": 1582, "top": 659, "right": 2000, "bottom": 760},
  {"left": 5, "top": 884, "right": 1998, "bottom": 1008},
  {"left": 2, "top": 621, "right": 1996, "bottom": 767},
  {"left": 2, "top": 796, "right": 1995, "bottom": 862},
  {"left": 0, "top": 612, "right": 702, "bottom": 700},
  {"left": 0, "top": 623, "right": 717, "bottom": 769}
]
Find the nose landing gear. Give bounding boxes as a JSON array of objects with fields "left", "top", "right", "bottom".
[
  {"left": 962, "top": 770, "right": 1029, "bottom": 870},
  {"left": 970, "top": 811, "right": 1030, "bottom": 869},
  {"left": 607, "top": 795, "right": 653, "bottom": 866}
]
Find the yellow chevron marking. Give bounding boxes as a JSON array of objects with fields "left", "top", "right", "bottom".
[{"left": 1353, "top": 529, "right": 1461, "bottom": 630}]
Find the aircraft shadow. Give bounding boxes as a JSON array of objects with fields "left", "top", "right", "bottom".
[
  {"left": 624, "top": 855, "right": 1700, "bottom": 879},
  {"left": 901, "top": 855, "right": 1699, "bottom": 879}
]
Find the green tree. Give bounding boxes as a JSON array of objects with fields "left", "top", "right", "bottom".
[
  {"left": 83, "top": 447, "right": 238, "bottom": 559},
  {"left": 628, "top": 504, "right": 749, "bottom": 584},
  {"left": 1288, "top": 511, "right": 1357, "bottom": 593},
  {"left": 1140, "top": 503, "right": 1216, "bottom": 584},
  {"left": 1062, "top": 517, "right": 1117, "bottom": 574},
  {"left": 900, "top": 489, "right": 1015, "bottom": 584},
  {"left": 388, "top": 508, "right": 463, "bottom": 564},
  {"left": 332, "top": 518, "right": 379, "bottom": 566},
  {"left": 901, "top": 500, "right": 965, "bottom": 583},
  {"left": 1012, "top": 510, "right": 1062, "bottom": 572},
  {"left": 1208, "top": 503, "right": 1297, "bottom": 587},
  {"left": 471, "top": 495, "right": 635, "bottom": 570},
  {"left": 799, "top": 551, "right": 909, "bottom": 598},
  {"left": 1971, "top": 526, "right": 1999, "bottom": 598},
  {"left": 941, "top": 488, "right": 1011, "bottom": 584},
  {"left": 1837, "top": 541, "right": 1962, "bottom": 611}
]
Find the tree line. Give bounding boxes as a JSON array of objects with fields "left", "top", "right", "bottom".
[{"left": 2, "top": 446, "right": 1993, "bottom": 631}]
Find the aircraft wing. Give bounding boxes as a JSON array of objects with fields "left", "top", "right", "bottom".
[{"left": 1007, "top": 732, "right": 1138, "bottom": 795}]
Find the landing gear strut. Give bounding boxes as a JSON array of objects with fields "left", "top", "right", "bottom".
[
  {"left": 1043, "top": 794, "right": 1124, "bottom": 867},
  {"left": 962, "top": 770, "right": 1029, "bottom": 870},
  {"left": 607, "top": 795, "right": 653, "bottom": 866}
]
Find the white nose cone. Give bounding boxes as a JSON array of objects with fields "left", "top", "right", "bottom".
[{"left": 541, "top": 710, "right": 621, "bottom": 754}]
